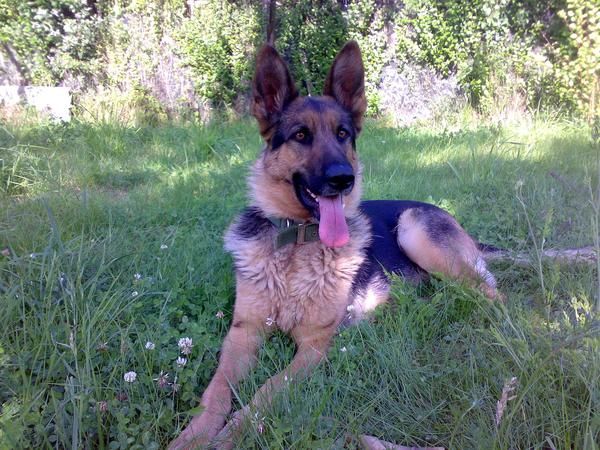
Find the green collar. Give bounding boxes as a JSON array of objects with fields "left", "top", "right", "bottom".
[{"left": 268, "top": 217, "right": 320, "bottom": 249}]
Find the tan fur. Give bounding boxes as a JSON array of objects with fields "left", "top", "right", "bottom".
[
  {"left": 225, "top": 212, "right": 370, "bottom": 332},
  {"left": 397, "top": 208, "right": 499, "bottom": 299},
  {"left": 348, "top": 275, "right": 390, "bottom": 322},
  {"left": 250, "top": 152, "right": 362, "bottom": 222},
  {"left": 169, "top": 215, "right": 371, "bottom": 450}
]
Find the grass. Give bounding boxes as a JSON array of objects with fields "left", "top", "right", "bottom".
[{"left": 0, "top": 113, "right": 598, "bottom": 449}]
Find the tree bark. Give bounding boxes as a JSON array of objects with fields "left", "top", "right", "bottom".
[
  {"left": 1, "top": 43, "right": 28, "bottom": 85},
  {"left": 263, "top": 0, "right": 276, "bottom": 44}
]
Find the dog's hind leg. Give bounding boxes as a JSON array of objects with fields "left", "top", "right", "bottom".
[{"left": 396, "top": 207, "right": 500, "bottom": 300}]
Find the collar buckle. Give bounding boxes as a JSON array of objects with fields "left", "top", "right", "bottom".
[
  {"left": 296, "top": 223, "right": 306, "bottom": 244},
  {"left": 269, "top": 217, "right": 320, "bottom": 249}
]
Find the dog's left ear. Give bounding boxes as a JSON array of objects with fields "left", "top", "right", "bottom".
[
  {"left": 251, "top": 45, "right": 298, "bottom": 141},
  {"left": 323, "top": 41, "right": 367, "bottom": 133}
]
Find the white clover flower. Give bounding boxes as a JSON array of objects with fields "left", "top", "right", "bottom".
[
  {"left": 160, "top": 244, "right": 168, "bottom": 250},
  {"left": 178, "top": 337, "right": 193, "bottom": 355},
  {"left": 265, "top": 317, "right": 275, "bottom": 327},
  {"left": 215, "top": 311, "right": 224, "bottom": 319},
  {"left": 154, "top": 371, "right": 170, "bottom": 388},
  {"left": 176, "top": 357, "right": 187, "bottom": 367},
  {"left": 134, "top": 273, "right": 142, "bottom": 280},
  {"left": 145, "top": 341, "right": 155, "bottom": 350},
  {"left": 340, "top": 346, "right": 347, "bottom": 353},
  {"left": 131, "top": 291, "right": 139, "bottom": 297},
  {"left": 123, "top": 371, "right": 137, "bottom": 383}
]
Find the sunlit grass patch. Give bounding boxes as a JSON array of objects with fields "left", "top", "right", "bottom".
[{"left": 0, "top": 115, "right": 598, "bottom": 449}]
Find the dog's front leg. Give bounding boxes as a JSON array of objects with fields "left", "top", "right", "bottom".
[
  {"left": 168, "top": 319, "right": 264, "bottom": 450},
  {"left": 214, "top": 324, "right": 336, "bottom": 449}
]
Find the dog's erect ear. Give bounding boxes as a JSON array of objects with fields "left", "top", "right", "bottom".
[
  {"left": 323, "top": 41, "right": 367, "bottom": 133},
  {"left": 251, "top": 45, "right": 298, "bottom": 140}
]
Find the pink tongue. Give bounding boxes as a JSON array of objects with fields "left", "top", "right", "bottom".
[{"left": 318, "top": 195, "right": 349, "bottom": 248}]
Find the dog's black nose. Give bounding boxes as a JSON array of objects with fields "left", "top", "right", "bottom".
[{"left": 324, "top": 163, "right": 355, "bottom": 192}]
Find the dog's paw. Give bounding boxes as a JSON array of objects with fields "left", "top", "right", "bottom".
[
  {"left": 212, "top": 406, "right": 251, "bottom": 450},
  {"left": 168, "top": 432, "right": 209, "bottom": 450},
  {"left": 168, "top": 414, "right": 225, "bottom": 450}
]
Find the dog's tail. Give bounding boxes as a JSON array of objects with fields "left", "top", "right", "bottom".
[
  {"left": 477, "top": 242, "right": 503, "bottom": 254},
  {"left": 477, "top": 242, "right": 597, "bottom": 265}
]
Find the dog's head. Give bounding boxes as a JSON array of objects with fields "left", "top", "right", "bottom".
[{"left": 249, "top": 41, "right": 367, "bottom": 248}]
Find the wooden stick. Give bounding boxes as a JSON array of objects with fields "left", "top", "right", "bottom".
[
  {"left": 359, "top": 434, "right": 444, "bottom": 450},
  {"left": 483, "top": 246, "right": 597, "bottom": 266}
]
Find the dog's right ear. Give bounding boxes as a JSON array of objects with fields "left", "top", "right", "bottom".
[
  {"left": 323, "top": 41, "right": 367, "bottom": 133},
  {"left": 251, "top": 45, "right": 298, "bottom": 141}
]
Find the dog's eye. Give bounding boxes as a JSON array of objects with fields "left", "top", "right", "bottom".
[
  {"left": 293, "top": 129, "right": 310, "bottom": 143},
  {"left": 337, "top": 128, "right": 349, "bottom": 141}
]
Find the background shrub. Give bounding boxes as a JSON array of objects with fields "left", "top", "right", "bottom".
[
  {"left": 177, "top": 1, "right": 262, "bottom": 109},
  {"left": 0, "top": 0, "right": 598, "bottom": 120}
]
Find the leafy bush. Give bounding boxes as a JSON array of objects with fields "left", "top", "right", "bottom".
[
  {"left": 395, "top": 0, "right": 523, "bottom": 109},
  {"left": 345, "top": 0, "right": 393, "bottom": 115},
  {"left": 394, "top": 0, "right": 599, "bottom": 118},
  {"left": 1, "top": 0, "right": 597, "bottom": 121},
  {"left": 549, "top": 0, "right": 599, "bottom": 119},
  {"left": 276, "top": 0, "right": 348, "bottom": 96},
  {"left": 0, "top": 0, "right": 105, "bottom": 84},
  {"left": 177, "top": 1, "right": 262, "bottom": 108}
]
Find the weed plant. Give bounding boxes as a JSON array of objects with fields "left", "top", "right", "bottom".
[{"left": 0, "top": 115, "right": 598, "bottom": 449}]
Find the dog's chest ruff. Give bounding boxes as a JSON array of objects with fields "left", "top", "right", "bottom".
[{"left": 224, "top": 208, "right": 370, "bottom": 332}]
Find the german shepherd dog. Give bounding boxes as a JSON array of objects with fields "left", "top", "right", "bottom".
[{"left": 169, "top": 41, "right": 499, "bottom": 450}]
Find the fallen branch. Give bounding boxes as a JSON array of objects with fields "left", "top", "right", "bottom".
[
  {"left": 483, "top": 246, "right": 597, "bottom": 266},
  {"left": 359, "top": 434, "right": 444, "bottom": 450}
]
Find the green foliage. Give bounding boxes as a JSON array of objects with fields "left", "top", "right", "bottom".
[
  {"left": 345, "top": 0, "right": 392, "bottom": 115},
  {"left": 395, "top": 0, "right": 521, "bottom": 108},
  {"left": 177, "top": 1, "right": 262, "bottom": 107},
  {"left": 393, "top": 0, "right": 599, "bottom": 118},
  {"left": 2, "top": 0, "right": 597, "bottom": 119},
  {"left": 175, "top": 0, "right": 388, "bottom": 112},
  {"left": 550, "top": 0, "right": 599, "bottom": 119},
  {"left": 129, "top": 85, "right": 168, "bottom": 127},
  {"left": 0, "top": 0, "right": 105, "bottom": 84},
  {"left": 276, "top": 0, "right": 348, "bottom": 96}
]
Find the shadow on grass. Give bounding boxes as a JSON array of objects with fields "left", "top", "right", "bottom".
[{"left": 3, "top": 119, "right": 596, "bottom": 273}]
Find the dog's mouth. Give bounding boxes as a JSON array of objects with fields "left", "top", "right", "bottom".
[{"left": 293, "top": 174, "right": 350, "bottom": 248}]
